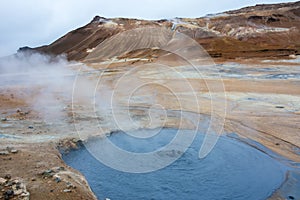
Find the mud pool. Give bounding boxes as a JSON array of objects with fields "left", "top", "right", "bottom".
[{"left": 63, "top": 129, "right": 291, "bottom": 200}]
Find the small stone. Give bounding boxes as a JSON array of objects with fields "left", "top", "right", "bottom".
[
  {"left": 0, "top": 151, "right": 9, "bottom": 155},
  {"left": 0, "top": 178, "right": 6, "bottom": 185},
  {"left": 54, "top": 177, "right": 61, "bottom": 183},
  {"left": 16, "top": 108, "right": 21, "bottom": 113},
  {"left": 42, "top": 169, "right": 54, "bottom": 178},
  {"left": 1, "top": 118, "right": 7, "bottom": 121},
  {"left": 11, "top": 149, "right": 18, "bottom": 154},
  {"left": 15, "top": 182, "right": 22, "bottom": 189},
  {"left": 4, "top": 189, "right": 14, "bottom": 196},
  {"left": 44, "top": 169, "right": 53, "bottom": 174},
  {"left": 5, "top": 181, "right": 13, "bottom": 187},
  {"left": 13, "top": 189, "right": 23, "bottom": 195},
  {"left": 20, "top": 191, "right": 30, "bottom": 199},
  {"left": 4, "top": 174, "right": 11, "bottom": 180},
  {"left": 50, "top": 189, "right": 54, "bottom": 192},
  {"left": 56, "top": 166, "right": 65, "bottom": 171},
  {"left": 66, "top": 182, "right": 74, "bottom": 189},
  {"left": 31, "top": 178, "right": 36, "bottom": 181},
  {"left": 28, "top": 125, "right": 34, "bottom": 129},
  {"left": 63, "top": 189, "right": 72, "bottom": 193}
]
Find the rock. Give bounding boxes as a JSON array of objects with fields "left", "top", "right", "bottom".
[
  {"left": 63, "top": 189, "right": 72, "bottom": 193},
  {"left": 20, "top": 191, "right": 30, "bottom": 200},
  {"left": 5, "top": 179, "right": 30, "bottom": 200},
  {"left": 4, "top": 174, "right": 11, "bottom": 180},
  {"left": 289, "top": 54, "right": 297, "bottom": 59},
  {"left": 5, "top": 181, "right": 12, "bottom": 187},
  {"left": 0, "top": 151, "right": 9, "bottom": 155},
  {"left": 4, "top": 189, "right": 14, "bottom": 196},
  {"left": 16, "top": 108, "right": 22, "bottom": 113},
  {"left": 31, "top": 178, "right": 36, "bottom": 181},
  {"left": 66, "top": 182, "right": 76, "bottom": 189},
  {"left": 10, "top": 149, "right": 18, "bottom": 154},
  {"left": 28, "top": 125, "right": 34, "bottom": 129},
  {"left": 54, "top": 176, "right": 61, "bottom": 183},
  {"left": 72, "top": 138, "right": 78, "bottom": 143},
  {"left": 41, "top": 169, "right": 54, "bottom": 178},
  {"left": 14, "top": 188, "right": 23, "bottom": 195},
  {"left": 58, "top": 166, "right": 65, "bottom": 171},
  {"left": 15, "top": 182, "right": 21, "bottom": 189},
  {"left": 0, "top": 178, "right": 6, "bottom": 185},
  {"left": 1, "top": 118, "right": 7, "bottom": 121}
]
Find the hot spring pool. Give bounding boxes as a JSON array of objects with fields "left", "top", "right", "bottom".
[{"left": 62, "top": 129, "right": 287, "bottom": 200}]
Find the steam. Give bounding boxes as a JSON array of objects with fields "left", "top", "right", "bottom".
[
  {"left": 0, "top": 52, "right": 92, "bottom": 123},
  {"left": 0, "top": 27, "right": 227, "bottom": 169}
]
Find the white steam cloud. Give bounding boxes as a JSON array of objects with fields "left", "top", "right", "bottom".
[{"left": 0, "top": 52, "right": 94, "bottom": 123}]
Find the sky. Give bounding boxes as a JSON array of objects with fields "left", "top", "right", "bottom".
[{"left": 0, "top": 0, "right": 297, "bottom": 57}]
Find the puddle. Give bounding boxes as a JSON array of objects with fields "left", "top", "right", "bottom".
[
  {"left": 63, "top": 129, "right": 291, "bottom": 200},
  {"left": 0, "top": 133, "right": 21, "bottom": 139},
  {"left": 264, "top": 73, "right": 300, "bottom": 80}
]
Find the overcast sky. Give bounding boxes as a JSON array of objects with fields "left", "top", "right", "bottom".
[{"left": 0, "top": 0, "right": 297, "bottom": 57}]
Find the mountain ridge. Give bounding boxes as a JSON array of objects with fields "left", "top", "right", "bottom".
[{"left": 22, "top": 1, "right": 300, "bottom": 61}]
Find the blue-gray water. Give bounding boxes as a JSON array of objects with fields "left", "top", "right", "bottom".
[{"left": 62, "top": 129, "right": 286, "bottom": 200}]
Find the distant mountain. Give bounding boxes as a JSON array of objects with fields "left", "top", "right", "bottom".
[{"left": 24, "top": 1, "right": 300, "bottom": 60}]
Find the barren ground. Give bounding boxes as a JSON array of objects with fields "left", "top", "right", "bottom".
[{"left": 0, "top": 57, "right": 300, "bottom": 200}]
